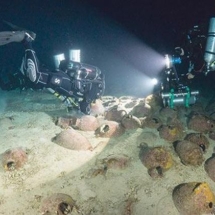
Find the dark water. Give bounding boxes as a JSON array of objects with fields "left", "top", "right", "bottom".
[{"left": 0, "top": 0, "right": 214, "bottom": 97}]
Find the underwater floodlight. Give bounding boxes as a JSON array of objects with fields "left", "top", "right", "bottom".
[
  {"left": 151, "top": 78, "right": 158, "bottom": 85},
  {"left": 165, "top": 54, "right": 171, "bottom": 69},
  {"left": 69, "top": 49, "right": 81, "bottom": 62},
  {"left": 53, "top": 53, "right": 65, "bottom": 69},
  {"left": 165, "top": 54, "right": 181, "bottom": 69}
]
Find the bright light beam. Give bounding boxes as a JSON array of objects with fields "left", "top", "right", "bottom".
[
  {"left": 151, "top": 78, "right": 158, "bottom": 85},
  {"left": 69, "top": 5, "right": 168, "bottom": 96},
  {"left": 89, "top": 21, "right": 167, "bottom": 96}
]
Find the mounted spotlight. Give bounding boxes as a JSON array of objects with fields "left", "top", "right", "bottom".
[
  {"left": 151, "top": 78, "right": 158, "bottom": 85},
  {"left": 53, "top": 50, "right": 82, "bottom": 69},
  {"left": 69, "top": 49, "right": 81, "bottom": 62},
  {"left": 165, "top": 54, "right": 181, "bottom": 69},
  {"left": 53, "top": 53, "right": 65, "bottom": 69}
]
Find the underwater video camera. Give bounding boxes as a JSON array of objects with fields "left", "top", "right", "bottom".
[
  {"left": 50, "top": 49, "right": 105, "bottom": 111},
  {"left": 60, "top": 60, "right": 105, "bottom": 96},
  {"left": 53, "top": 49, "right": 104, "bottom": 95},
  {"left": 160, "top": 54, "right": 199, "bottom": 108}
]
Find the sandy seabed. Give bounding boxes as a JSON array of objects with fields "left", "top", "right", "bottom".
[{"left": 0, "top": 89, "right": 214, "bottom": 215}]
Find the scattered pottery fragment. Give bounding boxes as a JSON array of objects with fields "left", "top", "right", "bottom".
[
  {"left": 184, "top": 133, "right": 209, "bottom": 152},
  {"left": 158, "top": 123, "right": 184, "bottom": 142},
  {"left": 88, "top": 154, "right": 130, "bottom": 178},
  {"left": 118, "top": 96, "right": 138, "bottom": 109},
  {"left": 101, "top": 154, "right": 130, "bottom": 170},
  {"left": 90, "top": 99, "right": 105, "bottom": 116},
  {"left": 88, "top": 165, "right": 108, "bottom": 178},
  {"left": 52, "top": 128, "right": 92, "bottom": 150},
  {"left": 145, "top": 93, "right": 162, "bottom": 112},
  {"left": 187, "top": 113, "right": 215, "bottom": 133},
  {"left": 55, "top": 117, "right": 72, "bottom": 129},
  {"left": 139, "top": 143, "right": 173, "bottom": 178},
  {"left": 104, "top": 106, "right": 127, "bottom": 122},
  {"left": 205, "top": 155, "right": 215, "bottom": 182},
  {"left": 118, "top": 96, "right": 137, "bottom": 102},
  {"left": 138, "top": 117, "right": 146, "bottom": 128},
  {"left": 124, "top": 100, "right": 138, "bottom": 109},
  {"left": 121, "top": 114, "right": 142, "bottom": 130},
  {"left": 1, "top": 147, "right": 28, "bottom": 171},
  {"left": 102, "top": 96, "right": 119, "bottom": 109},
  {"left": 95, "top": 121, "right": 125, "bottom": 138},
  {"left": 173, "top": 182, "right": 215, "bottom": 215},
  {"left": 41, "top": 193, "right": 78, "bottom": 215},
  {"left": 175, "top": 140, "right": 204, "bottom": 166},
  {"left": 130, "top": 101, "right": 152, "bottom": 118}
]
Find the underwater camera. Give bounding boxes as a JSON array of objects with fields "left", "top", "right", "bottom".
[
  {"left": 160, "top": 54, "right": 199, "bottom": 108},
  {"left": 53, "top": 49, "right": 104, "bottom": 95}
]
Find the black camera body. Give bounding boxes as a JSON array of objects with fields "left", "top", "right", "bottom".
[{"left": 59, "top": 59, "right": 105, "bottom": 102}]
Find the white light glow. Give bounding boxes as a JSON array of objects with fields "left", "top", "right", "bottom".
[
  {"left": 165, "top": 54, "right": 171, "bottom": 68},
  {"left": 69, "top": 49, "right": 81, "bottom": 62},
  {"left": 151, "top": 78, "right": 158, "bottom": 85},
  {"left": 53, "top": 53, "right": 65, "bottom": 69}
]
